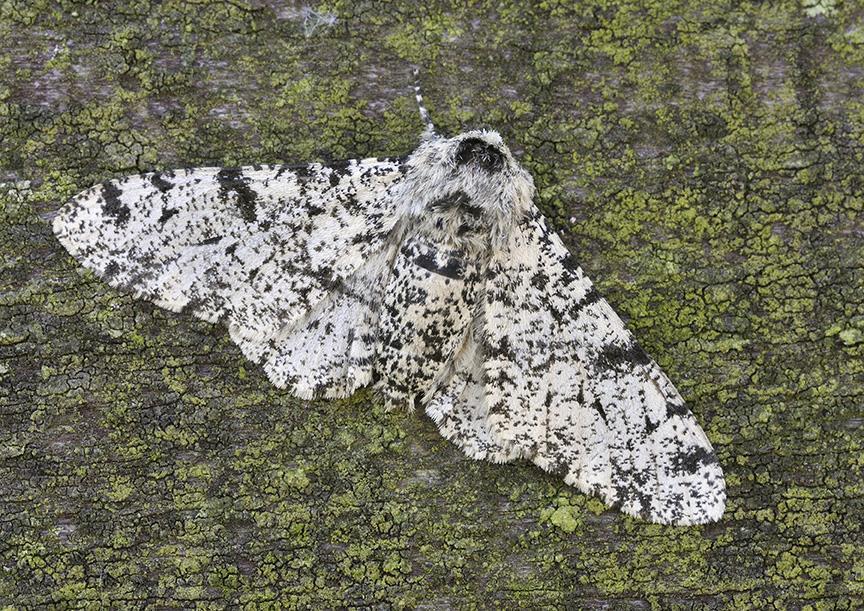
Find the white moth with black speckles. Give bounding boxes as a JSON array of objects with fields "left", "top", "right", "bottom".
[{"left": 53, "top": 109, "right": 725, "bottom": 525}]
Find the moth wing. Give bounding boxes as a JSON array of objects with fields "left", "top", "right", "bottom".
[
  {"left": 427, "top": 209, "right": 725, "bottom": 525},
  {"left": 425, "top": 328, "right": 523, "bottom": 463},
  {"left": 53, "top": 159, "right": 406, "bottom": 396}
]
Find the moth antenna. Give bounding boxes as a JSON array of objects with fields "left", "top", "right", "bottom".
[{"left": 412, "top": 67, "right": 437, "bottom": 139}]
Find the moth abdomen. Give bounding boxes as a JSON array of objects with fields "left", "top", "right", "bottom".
[{"left": 376, "top": 237, "right": 479, "bottom": 409}]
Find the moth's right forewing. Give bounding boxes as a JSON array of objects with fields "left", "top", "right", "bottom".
[{"left": 434, "top": 208, "right": 726, "bottom": 525}]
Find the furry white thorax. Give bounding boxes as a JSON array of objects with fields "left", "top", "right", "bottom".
[{"left": 394, "top": 130, "right": 536, "bottom": 251}]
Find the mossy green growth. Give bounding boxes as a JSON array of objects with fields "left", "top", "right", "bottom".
[{"left": 1, "top": 0, "right": 863, "bottom": 608}]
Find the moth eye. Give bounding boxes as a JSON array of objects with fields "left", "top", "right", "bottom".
[{"left": 454, "top": 138, "right": 505, "bottom": 173}]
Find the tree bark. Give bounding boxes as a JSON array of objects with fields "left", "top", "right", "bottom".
[{"left": 1, "top": 0, "right": 862, "bottom": 607}]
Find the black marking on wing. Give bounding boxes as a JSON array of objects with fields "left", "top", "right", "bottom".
[
  {"left": 150, "top": 172, "right": 174, "bottom": 192},
  {"left": 103, "top": 261, "right": 120, "bottom": 280},
  {"left": 597, "top": 341, "right": 652, "bottom": 372},
  {"left": 158, "top": 207, "right": 179, "bottom": 225},
  {"left": 216, "top": 168, "right": 258, "bottom": 222},
  {"left": 412, "top": 251, "right": 464, "bottom": 280},
  {"left": 665, "top": 402, "right": 690, "bottom": 418},
  {"left": 593, "top": 398, "right": 608, "bottom": 425},
  {"left": 101, "top": 182, "right": 130, "bottom": 226},
  {"left": 672, "top": 446, "right": 718, "bottom": 474},
  {"left": 530, "top": 269, "right": 549, "bottom": 291},
  {"left": 567, "top": 286, "right": 601, "bottom": 318}
]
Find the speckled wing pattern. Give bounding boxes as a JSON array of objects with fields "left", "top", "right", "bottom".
[
  {"left": 54, "top": 129, "right": 724, "bottom": 525},
  {"left": 426, "top": 209, "right": 725, "bottom": 525},
  {"left": 53, "top": 159, "right": 406, "bottom": 397}
]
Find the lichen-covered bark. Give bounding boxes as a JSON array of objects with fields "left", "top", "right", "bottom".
[{"left": 1, "top": 0, "right": 862, "bottom": 607}]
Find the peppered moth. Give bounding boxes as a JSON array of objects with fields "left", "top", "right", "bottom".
[{"left": 53, "top": 111, "right": 725, "bottom": 525}]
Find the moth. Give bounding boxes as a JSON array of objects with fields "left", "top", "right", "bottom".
[{"left": 53, "top": 84, "right": 725, "bottom": 525}]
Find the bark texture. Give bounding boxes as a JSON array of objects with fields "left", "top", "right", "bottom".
[{"left": 1, "top": 0, "right": 862, "bottom": 607}]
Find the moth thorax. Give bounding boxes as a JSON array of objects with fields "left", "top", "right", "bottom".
[{"left": 421, "top": 190, "right": 493, "bottom": 253}]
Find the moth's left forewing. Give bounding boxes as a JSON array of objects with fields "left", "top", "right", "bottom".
[
  {"left": 53, "top": 158, "right": 408, "bottom": 400},
  {"left": 480, "top": 209, "right": 726, "bottom": 525}
]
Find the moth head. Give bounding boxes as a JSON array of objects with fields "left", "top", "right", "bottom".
[
  {"left": 401, "top": 129, "right": 535, "bottom": 237},
  {"left": 453, "top": 135, "right": 506, "bottom": 173}
]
